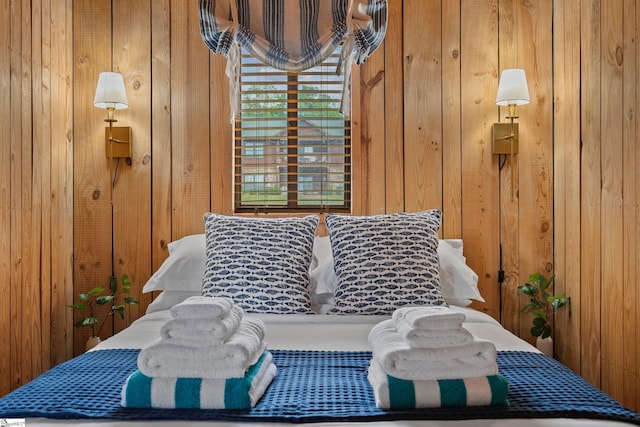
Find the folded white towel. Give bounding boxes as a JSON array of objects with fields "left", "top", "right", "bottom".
[
  {"left": 395, "top": 320, "right": 473, "bottom": 348},
  {"left": 160, "top": 305, "right": 244, "bottom": 345},
  {"left": 169, "top": 296, "right": 235, "bottom": 320},
  {"left": 392, "top": 306, "right": 466, "bottom": 331},
  {"left": 122, "top": 351, "right": 277, "bottom": 409},
  {"left": 138, "top": 317, "right": 267, "bottom": 378},
  {"left": 369, "top": 319, "right": 498, "bottom": 381}
]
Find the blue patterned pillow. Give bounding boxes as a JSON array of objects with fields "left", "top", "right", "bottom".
[
  {"left": 201, "top": 214, "right": 319, "bottom": 314},
  {"left": 325, "top": 210, "right": 446, "bottom": 314}
]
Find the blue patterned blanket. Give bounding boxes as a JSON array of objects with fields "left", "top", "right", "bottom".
[{"left": 0, "top": 349, "right": 639, "bottom": 424}]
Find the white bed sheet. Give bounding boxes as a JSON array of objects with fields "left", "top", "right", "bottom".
[{"left": 23, "top": 306, "right": 637, "bottom": 427}]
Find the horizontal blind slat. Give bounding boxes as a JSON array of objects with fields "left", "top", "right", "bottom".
[{"left": 235, "top": 47, "right": 351, "bottom": 212}]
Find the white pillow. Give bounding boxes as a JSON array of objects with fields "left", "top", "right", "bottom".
[
  {"left": 142, "top": 231, "right": 483, "bottom": 308},
  {"left": 437, "top": 239, "right": 484, "bottom": 305},
  {"left": 145, "top": 290, "right": 201, "bottom": 313},
  {"left": 143, "top": 233, "right": 336, "bottom": 298},
  {"left": 309, "top": 236, "right": 339, "bottom": 296},
  {"left": 142, "top": 234, "right": 206, "bottom": 293},
  {"left": 143, "top": 232, "right": 333, "bottom": 313}
]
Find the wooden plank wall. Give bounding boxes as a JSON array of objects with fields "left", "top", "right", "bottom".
[
  {"left": 553, "top": 0, "right": 640, "bottom": 410},
  {"left": 2, "top": 0, "right": 640, "bottom": 412},
  {"left": 0, "top": 0, "right": 74, "bottom": 395}
]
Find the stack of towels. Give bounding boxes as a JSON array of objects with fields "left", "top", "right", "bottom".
[
  {"left": 121, "top": 296, "right": 276, "bottom": 410},
  {"left": 367, "top": 306, "right": 509, "bottom": 409}
]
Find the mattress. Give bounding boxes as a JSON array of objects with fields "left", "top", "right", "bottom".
[{"left": 4, "top": 305, "right": 638, "bottom": 427}]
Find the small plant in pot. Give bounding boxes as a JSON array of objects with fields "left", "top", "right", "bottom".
[
  {"left": 518, "top": 272, "right": 570, "bottom": 356},
  {"left": 68, "top": 274, "right": 139, "bottom": 350}
]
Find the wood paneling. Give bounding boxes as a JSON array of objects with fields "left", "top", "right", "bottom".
[
  {"left": 553, "top": 0, "right": 582, "bottom": 374},
  {"left": 580, "top": 0, "right": 603, "bottom": 388},
  {"left": 403, "top": 0, "right": 443, "bottom": 214},
  {"left": 210, "top": 52, "right": 233, "bottom": 216},
  {"left": 460, "top": 0, "right": 501, "bottom": 320},
  {"left": 52, "top": 0, "right": 75, "bottom": 368},
  {"left": 170, "top": 2, "right": 211, "bottom": 236},
  {"left": 0, "top": 0, "right": 12, "bottom": 395},
  {"left": 359, "top": 36, "right": 386, "bottom": 215},
  {"left": 600, "top": 0, "right": 625, "bottom": 401},
  {"left": 383, "top": 0, "right": 405, "bottom": 214},
  {"left": 497, "top": 0, "right": 521, "bottom": 334},
  {"left": 441, "top": 0, "right": 463, "bottom": 238},
  {"left": 111, "top": 0, "right": 153, "bottom": 331},
  {"left": 72, "top": 0, "right": 115, "bottom": 356},
  {"left": 513, "top": 0, "right": 554, "bottom": 343},
  {"left": 2, "top": 0, "right": 640, "bottom": 413},
  {"left": 622, "top": 0, "right": 639, "bottom": 410},
  {"left": 150, "top": 0, "right": 172, "bottom": 273},
  {"left": 0, "top": 0, "right": 73, "bottom": 394}
]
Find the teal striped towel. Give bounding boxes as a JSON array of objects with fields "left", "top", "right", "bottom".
[
  {"left": 121, "top": 351, "right": 276, "bottom": 409},
  {"left": 368, "top": 359, "right": 509, "bottom": 409}
]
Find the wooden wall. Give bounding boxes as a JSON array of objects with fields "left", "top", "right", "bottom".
[
  {"left": 0, "top": 0, "right": 74, "bottom": 395},
  {"left": 553, "top": 0, "right": 640, "bottom": 410},
  {"left": 1, "top": 0, "right": 640, "bottom": 413}
]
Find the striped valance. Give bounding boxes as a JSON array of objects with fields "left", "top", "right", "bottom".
[
  {"left": 199, "top": 0, "right": 387, "bottom": 70},
  {"left": 198, "top": 0, "right": 388, "bottom": 118}
]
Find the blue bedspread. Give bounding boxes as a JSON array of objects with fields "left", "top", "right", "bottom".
[{"left": 0, "top": 349, "right": 639, "bottom": 424}]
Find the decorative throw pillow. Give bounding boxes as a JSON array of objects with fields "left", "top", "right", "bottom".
[
  {"left": 325, "top": 210, "right": 446, "bottom": 314},
  {"left": 201, "top": 213, "right": 319, "bottom": 314},
  {"left": 309, "top": 235, "right": 483, "bottom": 308}
]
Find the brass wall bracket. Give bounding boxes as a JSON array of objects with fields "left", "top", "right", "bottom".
[
  {"left": 492, "top": 122, "right": 518, "bottom": 155},
  {"left": 105, "top": 126, "right": 132, "bottom": 158}
]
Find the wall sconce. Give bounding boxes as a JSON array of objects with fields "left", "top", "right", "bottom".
[
  {"left": 493, "top": 69, "right": 529, "bottom": 155},
  {"left": 493, "top": 68, "right": 529, "bottom": 199},
  {"left": 94, "top": 72, "right": 131, "bottom": 159},
  {"left": 93, "top": 72, "right": 130, "bottom": 332}
]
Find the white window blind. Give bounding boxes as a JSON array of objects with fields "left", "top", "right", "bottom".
[{"left": 234, "top": 48, "right": 351, "bottom": 212}]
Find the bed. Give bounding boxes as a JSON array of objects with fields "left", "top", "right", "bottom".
[{"left": 1, "top": 211, "right": 639, "bottom": 427}]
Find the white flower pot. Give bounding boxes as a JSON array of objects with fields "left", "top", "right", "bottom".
[{"left": 536, "top": 336, "right": 553, "bottom": 357}]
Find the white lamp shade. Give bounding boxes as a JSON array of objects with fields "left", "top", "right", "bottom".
[
  {"left": 94, "top": 72, "right": 128, "bottom": 110},
  {"left": 496, "top": 69, "right": 530, "bottom": 106}
]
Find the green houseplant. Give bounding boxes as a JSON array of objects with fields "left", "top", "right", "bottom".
[
  {"left": 518, "top": 272, "right": 570, "bottom": 339},
  {"left": 68, "top": 274, "right": 139, "bottom": 346}
]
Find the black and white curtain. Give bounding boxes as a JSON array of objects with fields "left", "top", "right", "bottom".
[{"left": 198, "top": 0, "right": 388, "bottom": 117}]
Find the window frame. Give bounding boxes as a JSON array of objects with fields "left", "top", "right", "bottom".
[
  {"left": 232, "top": 51, "right": 354, "bottom": 214},
  {"left": 209, "top": 56, "right": 361, "bottom": 218}
]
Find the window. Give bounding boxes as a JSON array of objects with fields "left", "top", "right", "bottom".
[
  {"left": 234, "top": 48, "right": 351, "bottom": 212},
  {"left": 243, "top": 141, "right": 264, "bottom": 157}
]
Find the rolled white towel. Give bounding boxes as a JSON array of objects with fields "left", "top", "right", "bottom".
[
  {"left": 160, "top": 305, "right": 244, "bottom": 345},
  {"left": 392, "top": 306, "right": 465, "bottom": 331},
  {"left": 170, "top": 295, "right": 235, "bottom": 320},
  {"left": 369, "top": 319, "right": 498, "bottom": 381},
  {"left": 395, "top": 320, "right": 474, "bottom": 348},
  {"left": 138, "top": 317, "right": 267, "bottom": 379}
]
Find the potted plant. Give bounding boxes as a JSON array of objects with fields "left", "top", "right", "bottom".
[
  {"left": 68, "top": 274, "right": 139, "bottom": 350},
  {"left": 518, "top": 272, "right": 570, "bottom": 356}
]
